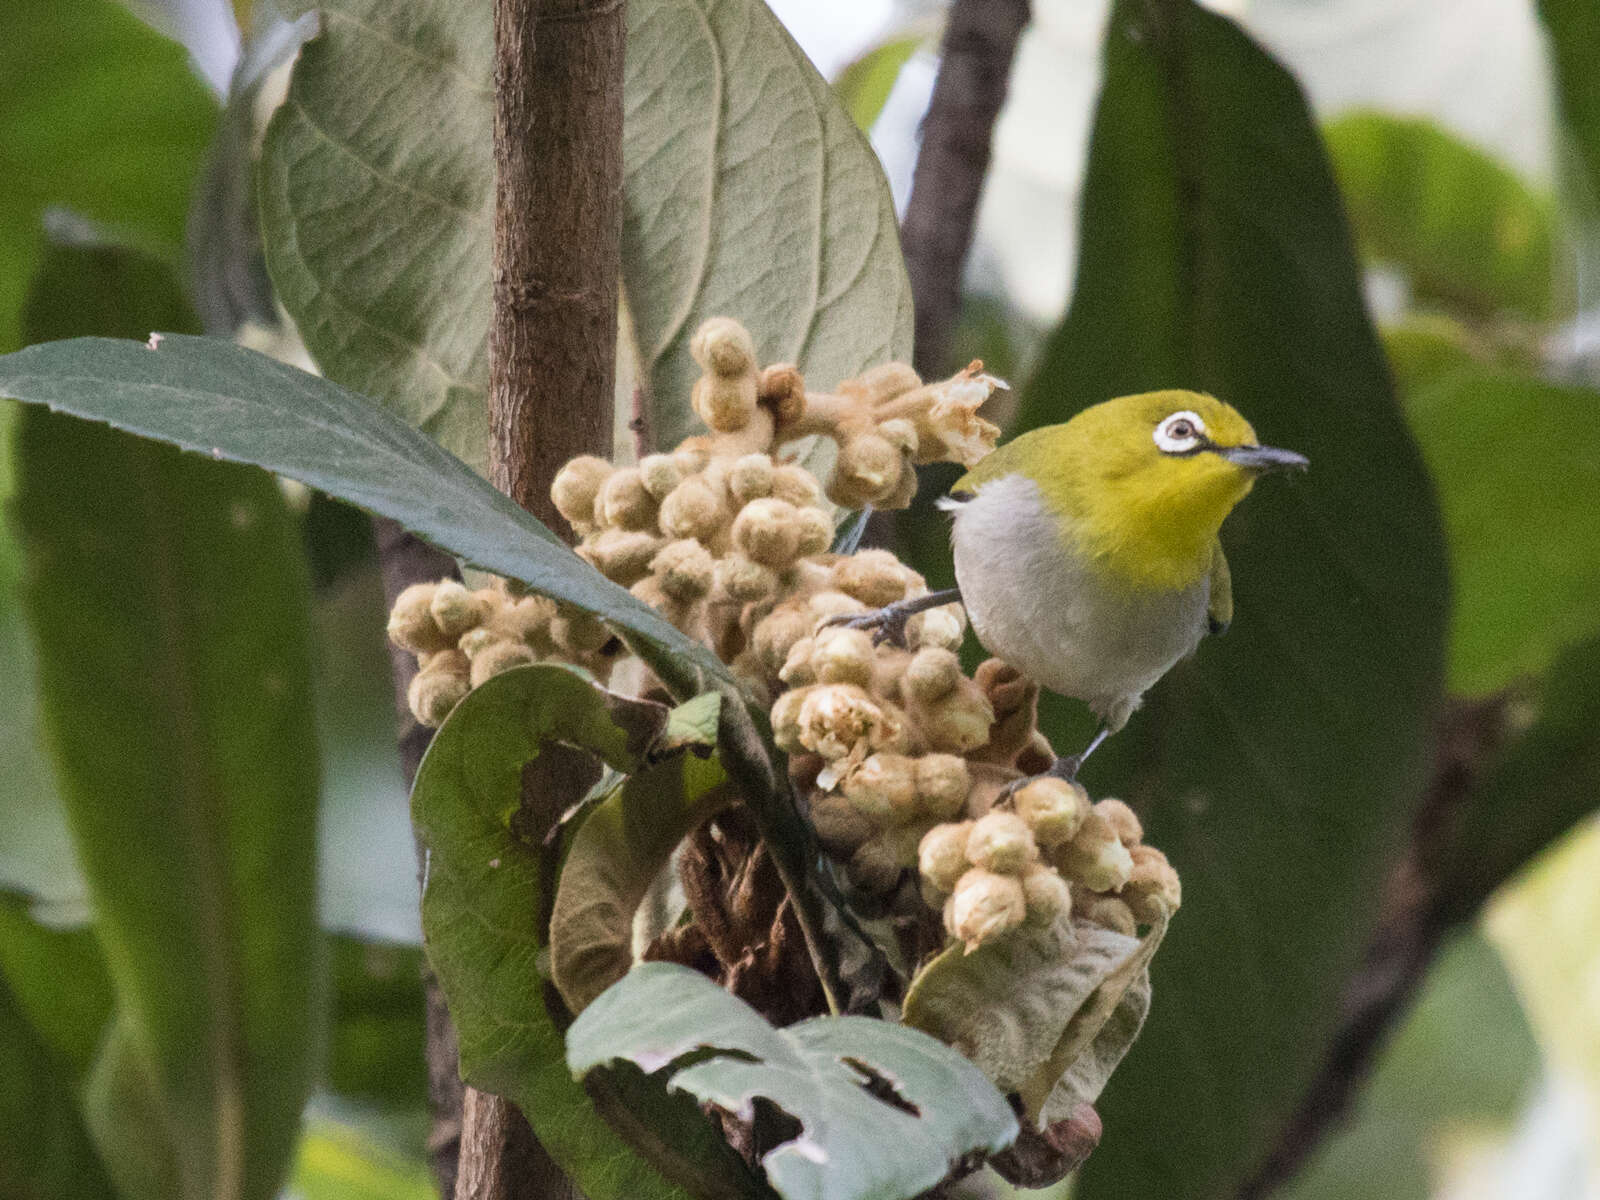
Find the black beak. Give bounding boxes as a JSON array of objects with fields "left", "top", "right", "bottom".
[{"left": 1215, "top": 443, "right": 1309, "bottom": 474}]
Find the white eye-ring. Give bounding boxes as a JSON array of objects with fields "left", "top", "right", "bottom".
[{"left": 1154, "top": 410, "right": 1207, "bottom": 454}]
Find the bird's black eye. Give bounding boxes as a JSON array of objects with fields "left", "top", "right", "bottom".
[{"left": 1153, "top": 409, "right": 1207, "bottom": 453}]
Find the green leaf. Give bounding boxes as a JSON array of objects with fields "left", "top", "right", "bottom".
[
  {"left": 833, "top": 34, "right": 924, "bottom": 132},
  {"left": 0, "top": 892, "right": 114, "bottom": 1079},
  {"left": 550, "top": 754, "right": 732, "bottom": 1013},
  {"left": 1013, "top": 5, "right": 1449, "bottom": 1198},
  {"left": 410, "top": 664, "right": 700, "bottom": 1200},
  {"left": 0, "top": 0, "right": 216, "bottom": 349},
  {"left": 0, "top": 972, "right": 118, "bottom": 1200},
  {"left": 0, "top": 333, "right": 730, "bottom": 700},
  {"left": 568, "top": 961, "right": 1019, "bottom": 1200},
  {"left": 258, "top": 0, "right": 912, "bottom": 462},
  {"left": 1325, "top": 111, "right": 1558, "bottom": 321},
  {"left": 1538, "top": 0, "right": 1600, "bottom": 211},
  {"left": 1406, "top": 370, "right": 1600, "bottom": 694},
  {"left": 11, "top": 406, "right": 322, "bottom": 1200},
  {"left": 901, "top": 915, "right": 1137, "bottom": 1096}
]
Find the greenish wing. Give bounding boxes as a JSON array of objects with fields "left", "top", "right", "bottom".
[{"left": 1207, "top": 542, "right": 1233, "bottom": 636}]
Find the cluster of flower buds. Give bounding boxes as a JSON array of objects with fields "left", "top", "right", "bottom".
[
  {"left": 385, "top": 314, "right": 1181, "bottom": 958},
  {"left": 388, "top": 578, "right": 623, "bottom": 726},
  {"left": 919, "top": 783, "right": 1180, "bottom": 951}
]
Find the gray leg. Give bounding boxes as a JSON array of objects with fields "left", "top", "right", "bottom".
[
  {"left": 820, "top": 587, "right": 963, "bottom": 648},
  {"left": 1046, "top": 725, "right": 1110, "bottom": 783}
]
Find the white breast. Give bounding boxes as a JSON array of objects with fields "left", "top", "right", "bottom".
[{"left": 944, "top": 474, "right": 1210, "bottom": 730}]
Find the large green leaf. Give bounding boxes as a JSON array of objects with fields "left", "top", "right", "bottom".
[
  {"left": 0, "top": 333, "right": 728, "bottom": 699},
  {"left": 1405, "top": 370, "right": 1600, "bottom": 694},
  {"left": 0, "top": 972, "right": 118, "bottom": 1200},
  {"left": 289, "top": 1114, "right": 435, "bottom": 1200},
  {"left": 0, "top": 892, "right": 114, "bottom": 1080},
  {"left": 258, "top": 0, "right": 911, "bottom": 464},
  {"left": 568, "top": 961, "right": 1018, "bottom": 1200},
  {"left": 0, "top": 0, "right": 216, "bottom": 349},
  {"left": 409, "top": 664, "right": 709, "bottom": 1200},
  {"left": 11, "top": 407, "right": 321, "bottom": 1200},
  {"left": 1324, "top": 112, "right": 1558, "bottom": 321},
  {"left": 1012, "top": 4, "right": 1449, "bottom": 1198},
  {"left": 1538, "top": 0, "right": 1600, "bottom": 211},
  {"left": 833, "top": 34, "right": 925, "bottom": 132}
]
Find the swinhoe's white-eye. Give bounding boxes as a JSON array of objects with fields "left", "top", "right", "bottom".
[{"left": 833, "top": 389, "right": 1308, "bottom": 778}]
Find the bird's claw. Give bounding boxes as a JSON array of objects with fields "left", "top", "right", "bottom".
[{"left": 819, "top": 605, "right": 913, "bottom": 648}]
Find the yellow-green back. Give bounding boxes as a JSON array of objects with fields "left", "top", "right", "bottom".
[{"left": 953, "top": 390, "right": 1260, "bottom": 590}]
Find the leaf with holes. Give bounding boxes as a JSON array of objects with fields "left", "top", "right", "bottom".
[
  {"left": 259, "top": 0, "right": 911, "bottom": 462},
  {"left": 568, "top": 962, "right": 1018, "bottom": 1200},
  {"left": 412, "top": 664, "right": 757, "bottom": 1200}
]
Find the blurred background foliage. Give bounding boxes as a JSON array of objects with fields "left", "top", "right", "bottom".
[{"left": 1, "top": 0, "right": 1598, "bottom": 1198}]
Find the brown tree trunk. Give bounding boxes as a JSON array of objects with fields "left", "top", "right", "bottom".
[
  {"left": 901, "top": 0, "right": 1031, "bottom": 378},
  {"left": 454, "top": 0, "right": 627, "bottom": 1196}
]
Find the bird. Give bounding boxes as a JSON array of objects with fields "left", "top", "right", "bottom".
[{"left": 829, "top": 389, "right": 1307, "bottom": 779}]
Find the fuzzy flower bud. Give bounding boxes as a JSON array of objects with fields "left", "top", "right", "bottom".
[
  {"left": 856, "top": 361, "right": 921, "bottom": 403},
  {"left": 672, "top": 442, "right": 710, "bottom": 476},
  {"left": 550, "top": 610, "right": 612, "bottom": 655},
  {"left": 470, "top": 639, "right": 536, "bottom": 687},
  {"left": 758, "top": 364, "right": 807, "bottom": 424},
  {"left": 946, "top": 869, "right": 1026, "bottom": 951},
  {"left": 550, "top": 455, "right": 613, "bottom": 528},
  {"left": 500, "top": 594, "right": 557, "bottom": 648},
  {"left": 829, "top": 432, "right": 903, "bottom": 508},
  {"left": 1122, "top": 844, "right": 1182, "bottom": 920},
  {"left": 407, "top": 651, "right": 470, "bottom": 726},
  {"left": 595, "top": 467, "right": 657, "bottom": 531},
  {"left": 771, "top": 686, "right": 809, "bottom": 754},
  {"left": 904, "top": 647, "right": 963, "bottom": 703},
  {"left": 847, "top": 835, "right": 904, "bottom": 896},
  {"left": 778, "top": 637, "right": 817, "bottom": 687},
  {"left": 646, "top": 539, "right": 712, "bottom": 602},
  {"left": 1057, "top": 811, "right": 1134, "bottom": 892},
  {"left": 388, "top": 582, "right": 452, "bottom": 655},
  {"left": 750, "top": 607, "right": 810, "bottom": 675},
  {"left": 1021, "top": 862, "right": 1073, "bottom": 922},
  {"left": 458, "top": 626, "right": 499, "bottom": 659},
  {"left": 732, "top": 497, "right": 801, "bottom": 566},
  {"left": 797, "top": 684, "right": 900, "bottom": 761},
  {"left": 1012, "top": 777, "right": 1090, "bottom": 848},
  {"left": 907, "top": 369, "right": 1004, "bottom": 466},
  {"left": 428, "top": 579, "right": 486, "bottom": 638},
  {"left": 832, "top": 549, "right": 910, "bottom": 607},
  {"left": 840, "top": 753, "right": 919, "bottom": 823},
  {"left": 877, "top": 417, "right": 919, "bottom": 456},
  {"left": 1094, "top": 798, "right": 1144, "bottom": 846},
  {"left": 658, "top": 477, "right": 728, "bottom": 543},
  {"left": 713, "top": 554, "right": 779, "bottom": 603},
  {"left": 808, "top": 792, "right": 876, "bottom": 857},
  {"left": 915, "top": 754, "right": 972, "bottom": 820},
  {"left": 771, "top": 464, "right": 823, "bottom": 509},
  {"left": 806, "top": 590, "right": 866, "bottom": 626},
  {"left": 580, "top": 529, "right": 664, "bottom": 585},
  {"left": 812, "top": 627, "right": 875, "bottom": 686},
  {"left": 727, "top": 453, "right": 775, "bottom": 503},
  {"left": 907, "top": 605, "right": 966, "bottom": 651},
  {"left": 793, "top": 506, "right": 834, "bottom": 556},
  {"left": 637, "top": 453, "right": 683, "bottom": 500},
  {"left": 965, "top": 811, "right": 1036, "bottom": 875},
  {"left": 918, "top": 821, "right": 973, "bottom": 894},
  {"left": 912, "top": 681, "right": 995, "bottom": 754}
]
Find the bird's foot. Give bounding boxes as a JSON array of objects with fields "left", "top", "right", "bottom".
[
  {"left": 1000, "top": 728, "right": 1109, "bottom": 800},
  {"left": 819, "top": 588, "right": 962, "bottom": 649}
]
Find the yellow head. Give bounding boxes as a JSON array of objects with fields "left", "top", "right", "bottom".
[{"left": 955, "top": 390, "right": 1308, "bottom": 589}]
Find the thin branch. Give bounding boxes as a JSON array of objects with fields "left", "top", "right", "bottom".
[
  {"left": 901, "top": 0, "right": 1030, "bottom": 378},
  {"left": 375, "top": 517, "right": 466, "bottom": 1199}
]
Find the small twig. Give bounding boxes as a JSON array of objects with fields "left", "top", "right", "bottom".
[
  {"left": 375, "top": 516, "right": 467, "bottom": 1198},
  {"left": 901, "top": 0, "right": 1031, "bottom": 377},
  {"left": 1238, "top": 697, "right": 1512, "bottom": 1199}
]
